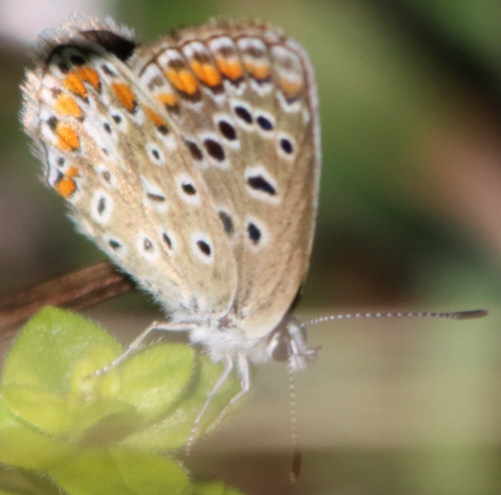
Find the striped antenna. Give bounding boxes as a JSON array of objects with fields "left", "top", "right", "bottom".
[
  {"left": 288, "top": 307, "right": 487, "bottom": 481},
  {"left": 301, "top": 309, "right": 488, "bottom": 328}
]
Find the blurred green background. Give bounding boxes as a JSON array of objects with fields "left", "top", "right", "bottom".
[{"left": 0, "top": 0, "right": 500, "bottom": 493}]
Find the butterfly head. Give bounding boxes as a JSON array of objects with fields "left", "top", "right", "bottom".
[{"left": 266, "top": 315, "right": 318, "bottom": 372}]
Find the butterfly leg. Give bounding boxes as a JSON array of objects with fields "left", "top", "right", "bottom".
[
  {"left": 188, "top": 352, "right": 251, "bottom": 451},
  {"left": 225, "top": 352, "right": 251, "bottom": 410},
  {"left": 187, "top": 353, "right": 234, "bottom": 451},
  {"left": 92, "top": 321, "right": 193, "bottom": 376}
]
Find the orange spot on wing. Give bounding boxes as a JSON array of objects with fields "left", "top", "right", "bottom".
[
  {"left": 55, "top": 173, "right": 77, "bottom": 198},
  {"left": 156, "top": 92, "right": 177, "bottom": 107},
  {"left": 166, "top": 69, "right": 198, "bottom": 95},
  {"left": 279, "top": 78, "right": 302, "bottom": 97},
  {"left": 145, "top": 106, "right": 167, "bottom": 128},
  {"left": 63, "top": 72, "right": 87, "bottom": 98},
  {"left": 76, "top": 66, "right": 100, "bottom": 90},
  {"left": 111, "top": 82, "right": 137, "bottom": 112},
  {"left": 246, "top": 62, "right": 270, "bottom": 80},
  {"left": 56, "top": 124, "right": 80, "bottom": 151},
  {"left": 55, "top": 94, "right": 82, "bottom": 118},
  {"left": 66, "top": 166, "right": 79, "bottom": 178},
  {"left": 190, "top": 61, "right": 222, "bottom": 87},
  {"left": 215, "top": 58, "right": 243, "bottom": 81}
]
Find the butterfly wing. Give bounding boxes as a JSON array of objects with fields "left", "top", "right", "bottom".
[
  {"left": 131, "top": 20, "right": 321, "bottom": 337},
  {"left": 21, "top": 18, "right": 237, "bottom": 319}
]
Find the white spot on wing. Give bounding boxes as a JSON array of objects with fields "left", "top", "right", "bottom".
[
  {"left": 141, "top": 176, "right": 169, "bottom": 212},
  {"left": 136, "top": 233, "right": 160, "bottom": 262},
  {"left": 191, "top": 232, "right": 214, "bottom": 265},
  {"left": 91, "top": 190, "right": 113, "bottom": 224},
  {"left": 176, "top": 173, "right": 200, "bottom": 205},
  {"left": 146, "top": 142, "right": 166, "bottom": 167},
  {"left": 245, "top": 215, "right": 269, "bottom": 251},
  {"left": 245, "top": 164, "right": 280, "bottom": 205}
]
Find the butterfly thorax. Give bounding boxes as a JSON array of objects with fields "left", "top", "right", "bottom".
[{"left": 186, "top": 311, "right": 315, "bottom": 371}]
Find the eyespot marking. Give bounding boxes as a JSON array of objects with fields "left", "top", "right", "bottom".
[
  {"left": 91, "top": 190, "right": 113, "bottom": 224},
  {"left": 218, "top": 120, "right": 237, "bottom": 141},
  {"left": 197, "top": 240, "right": 211, "bottom": 255},
  {"left": 245, "top": 216, "right": 269, "bottom": 250},
  {"left": 234, "top": 105, "right": 252, "bottom": 124},
  {"left": 176, "top": 174, "right": 200, "bottom": 205},
  {"left": 245, "top": 165, "right": 280, "bottom": 204},
  {"left": 109, "top": 239, "right": 121, "bottom": 250},
  {"left": 257, "top": 115, "right": 273, "bottom": 131},
  {"left": 277, "top": 133, "right": 297, "bottom": 159},
  {"left": 191, "top": 233, "right": 214, "bottom": 264},
  {"left": 247, "top": 222, "right": 261, "bottom": 243},
  {"left": 280, "top": 137, "right": 293, "bottom": 154},
  {"left": 204, "top": 138, "right": 225, "bottom": 161},
  {"left": 96, "top": 164, "right": 116, "bottom": 188},
  {"left": 184, "top": 139, "right": 203, "bottom": 161},
  {"left": 141, "top": 176, "right": 168, "bottom": 212},
  {"left": 218, "top": 210, "right": 234, "bottom": 235},
  {"left": 137, "top": 234, "right": 159, "bottom": 261},
  {"left": 247, "top": 175, "right": 276, "bottom": 195},
  {"left": 182, "top": 183, "right": 196, "bottom": 195},
  {"left": 146, "top": 143, "right": 165, "bottom": 166},
  {"left": 162, "top": 232, "right": 173, "bottom": 249},
  {"left": 103, "top": 234, "right": 127, "bottom": 256}
]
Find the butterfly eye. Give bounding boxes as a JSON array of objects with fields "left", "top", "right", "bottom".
[
  {"left": 270, "top": 339, "right": 289, "bottom": 362},
  {"left": 268, "top": 329, "right": 290, "bottom": 362}
]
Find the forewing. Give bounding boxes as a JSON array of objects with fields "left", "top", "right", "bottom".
[{"left": 21, "top": 18, "right": 237, "bottom": 319}]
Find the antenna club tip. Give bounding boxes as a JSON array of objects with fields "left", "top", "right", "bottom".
[
  {"left": 451, "top": 309, "right": 488, "bottom": 320},
  {"left": 290, "top": 448, "right": 301, "bottom": 482}
]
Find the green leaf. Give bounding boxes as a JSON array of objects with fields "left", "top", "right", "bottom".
[
  {"left": 49, "top": 447, "right": 191, "bottom": 495},
  {"left": 2, "top": 307, "right": 121, "bottom": 393},
  {"left": 120, "top": 354, "right": 242, "bottom": 451},
  {"left": 0, "top": 396, "right": 27, "bottom": 430},
  {"left": 0, "top": 306, "right": 246, "bottom": 480},
  {"left": 74, "top": 398, "right": 140, "bottom": 444},
  {"left": 0, "top": 426, "right": 77, "bottom": 470},
  {"left": 116, "top": 343, "right": 194, "bottom": 421},
  {"left": 0, "top": 466, "right": 61, "bottom": 495},
  {"left": 1, "top": 385, "right": 74, "bottom": 437},
  {"left": 193, "top": 479, "right": 245, "bottom": 495}
]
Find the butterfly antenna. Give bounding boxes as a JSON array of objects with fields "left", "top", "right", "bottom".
[
  {"left": 288, "top": 348, "right": 301, "bottom": 482},
  {"left": 291, "top": 308, "right": 487, "bottom": 478},
  {"left": 301, "top": 309, "right": 488, "bottom": 328}
]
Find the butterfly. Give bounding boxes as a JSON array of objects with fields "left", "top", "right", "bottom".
[{"left": 20, "top": 15, "right": 321, "bottom": 450}]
